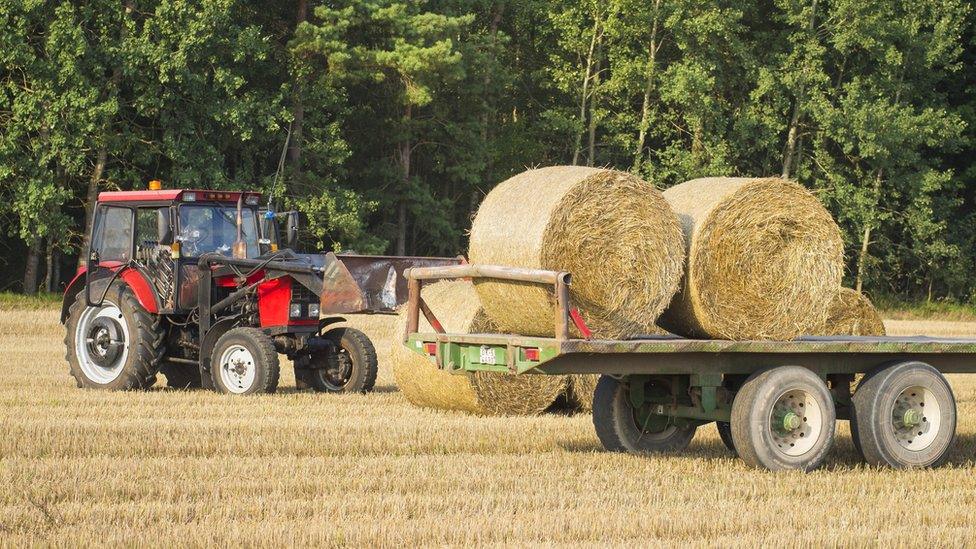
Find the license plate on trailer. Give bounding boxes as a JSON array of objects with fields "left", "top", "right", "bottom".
[{"left": 479, "top": 345, "right": 496, "bottom": 364}]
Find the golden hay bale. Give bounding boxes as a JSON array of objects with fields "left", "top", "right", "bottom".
[
  {"left": 391, "top": 280, "right": 566, "bottom": 416},
  {"left": 565, "top": 375, "right": 599, "bottom": 412},
  {"left": 469, "top": 166, "right": 685, "bottom": 339},
  {"left": 659, "top": 177, "right": 844, "bottom": 340},
  {"left": 816, "top": 288, "right": 886, "bottom": 336}
]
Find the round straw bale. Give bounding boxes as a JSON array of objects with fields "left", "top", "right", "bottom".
[
  {"left": 391, "top": 280, "right": 566, "bottom": 415},
  {"left": 659, "top": 177, "right": 844, "bottom": 340},
  {"left": 565, "top": 375, "right": 599, "bottom": 412},
  {"left": 469, "top": 166, "right": 684, "bottom": 339},
  {"left": 816, "top": 288, "right": 886, "bottom": 336}
]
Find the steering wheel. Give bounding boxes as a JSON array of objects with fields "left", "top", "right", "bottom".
[{"left": 179, "top": 226, "right": 211, "bottom": 256}]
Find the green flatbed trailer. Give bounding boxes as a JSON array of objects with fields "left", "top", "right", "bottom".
[{"left": 402, "top": 263, "right": 976, "bottom": 472}]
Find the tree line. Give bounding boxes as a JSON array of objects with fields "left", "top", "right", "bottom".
[{"left": 2, "top": 0, "right": 974, "bottom": 304}]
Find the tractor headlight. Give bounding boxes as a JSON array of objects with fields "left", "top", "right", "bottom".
[
  {"left": 289, "top": 303, "right": 302, "bottom": 318},
  {"left": 308, "top": 304, "right": 320, "bottom": 318}
]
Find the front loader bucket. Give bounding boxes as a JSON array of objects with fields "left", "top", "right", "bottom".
[{"left": 308, "top": 253, "right": 464, "bottom": 314}]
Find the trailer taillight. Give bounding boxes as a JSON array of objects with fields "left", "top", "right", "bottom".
[
  {"left": 523, "top": 347, "right": 541, "bottom": 362},
  {"left": 423, "top": 342, "right": 437, "bottom": 356}
]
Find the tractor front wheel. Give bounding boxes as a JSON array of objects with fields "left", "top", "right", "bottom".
[
  {"left": 309, "top": 327, "right": 378, "bottom": 393},
  {"left": 210, "top": 328, "right": 280, "bottom": 395}
]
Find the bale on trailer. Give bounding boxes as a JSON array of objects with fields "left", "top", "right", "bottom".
[
  {"left": 659, "top": 177, "right": 844, "bottom": 340},
  {"left": 391, "top": 280, "right": 566, "bottom": 415},
  {"left": 469, "top": 166, "right": 685, "bottom": 339},
  {"left": 817, "top": 288, "right": 886, "bottom": 336}
]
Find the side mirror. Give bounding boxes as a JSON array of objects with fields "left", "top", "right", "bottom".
[{"left": 285, "top": 212, "right": 300, "bottom": 250}]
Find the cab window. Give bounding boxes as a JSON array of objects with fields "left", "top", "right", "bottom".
[
  {"left": 178, "top": 205, "right": 259, "bottom": 258},
  {"left": 91, "top": 206, "right": 133, "bottom": 262}
]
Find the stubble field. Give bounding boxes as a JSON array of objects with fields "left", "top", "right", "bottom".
[{"left": 2, "top": 308, "right": 975, "bottom": 546}]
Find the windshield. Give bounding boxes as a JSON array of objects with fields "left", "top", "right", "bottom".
[{"left": 178, "top": 205, "right": 260, "bottom": 258}]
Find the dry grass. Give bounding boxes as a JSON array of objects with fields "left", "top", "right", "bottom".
[
  {"left": 661, "top": 177, "right": 844, "bottom": 340},
  {"left": 817, "top": 288, "right": 887, "bottom": 336},
  {"left": 3, "top": 310, "right": 976, "bottom": 546},
  {"left": 469, "top": 166, "right": 684, "bottom": 339}
]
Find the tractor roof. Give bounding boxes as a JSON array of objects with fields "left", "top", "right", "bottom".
[{"left": 97, "top": 189, "right": 261, "bottom": 204}]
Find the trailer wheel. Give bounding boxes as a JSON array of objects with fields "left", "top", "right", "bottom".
[
  {"left": 310, "top": 327, "right": 378, "bottom": 393},
  {"left": 851, "top": 361, "right": 956, "bottom": 468},
  {"left": 731, "top": 366, "right": 836, "bottom": 471},
  {"left": 64, "top": 282, "right": 163, "bottom": 390},
  {"left": 210, "top": 328, "right": 280, "bottom": 395},
  {"left": 716, "top": 422, "right": 737, "bottom": 455},
  {"left": 592, "top": 375, "right": 697, "bottom": 453}
]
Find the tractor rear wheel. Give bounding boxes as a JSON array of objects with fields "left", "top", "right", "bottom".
[
  {"left": 310, "top": 327, "right": 378, "bottom": 393},
  {"left": 64, "top": 282, "right": 163, "bottom": 390},
  {"left": 210, "top": 328, "right": 280, "bottom": 395}
]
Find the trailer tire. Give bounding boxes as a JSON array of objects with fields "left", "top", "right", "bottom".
[
  {"left": 592, "top": 375, "right": 697, "bottom": 454},
  {"left": 851, "top": 361, "right": 955, "bottom": 469},
  {"left": 310, "top": 327, "right": 377, "bottom": 393},
  {"left": 64, "top": 282, "right": 163, "bottom": 390},
  {"left": 716, "top": 422, "right": 737, "bottom": 455},
  {"left": 731, "top": 366, "right": 835, "bottom": 472},
  {"left": 210, "top": 328, "right": 279, "bottom": 395},
  {"left": 160, "top": 361, "right": 202, "bottom": 389}
]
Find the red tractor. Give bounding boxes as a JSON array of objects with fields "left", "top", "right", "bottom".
[{"left": 61, "top": 183, "right": 459, "bottom": 394}]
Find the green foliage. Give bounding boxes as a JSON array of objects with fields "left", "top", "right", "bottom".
[{"left": 1, "top": 0, "right": 975, "bottom": 305}]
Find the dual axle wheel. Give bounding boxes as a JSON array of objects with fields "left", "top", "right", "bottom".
[{"left": 593, "top": 362, "right": 956, "bottom": 472}]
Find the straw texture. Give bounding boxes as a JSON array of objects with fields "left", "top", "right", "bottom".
[
  {"left": 469, "top": 166, "right": 684, "bottom": 339},
  {"left": 816, "top": 288, "right": 886, "bottom": 336},
  {"left": 391, "top": 281, "right": 566, "bottom": 415},
  {"left": 659, "top": 177, "right": 844, "bottom": 340}
]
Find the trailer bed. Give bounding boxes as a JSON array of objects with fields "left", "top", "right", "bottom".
[{"left": 407, "top": 333, "right": 976, "bottom": 376}]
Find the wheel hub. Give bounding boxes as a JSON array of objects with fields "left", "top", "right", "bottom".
[
  {"left": 769, "top": 389, "right": 823, "bottom": 457},
  {"left": 218, "top": 345, "right": 256, "bottom": 394},
  {"left": 892, "top": 386, "right": 940, "bottom": 451},
  {"left": 75, "top": 302, "right": 130, "bottom": 384}
]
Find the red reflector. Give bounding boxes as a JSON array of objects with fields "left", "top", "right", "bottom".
[
  {"left": 523, "top": 347, "right": 540, "bottom": 361},
  {"left": 423, "top": 342, "right": 437, "bottom": 356}
]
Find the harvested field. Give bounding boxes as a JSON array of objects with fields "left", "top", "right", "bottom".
[
  {"left": 469, "top": 166, "right": 684, "bottom": 339},
  {"left": 2, "top": 308, "right": 976, "bottom": 545},
  {"left": 660, "top": 177, "right": 844, "bottom": 340}
]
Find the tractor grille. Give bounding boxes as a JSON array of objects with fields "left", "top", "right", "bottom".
[{"left": 291, "top": 283, "right": 317, "bottom": 304}]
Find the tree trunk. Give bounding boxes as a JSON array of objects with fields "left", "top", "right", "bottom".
[
  {"left": 396, "top": 104, "right": 412, "bottom": 256},
  {"left": 572, "top": 18, "right": 601, "bottom": 166},
  {"left": 855, "top": 169, "right": 884, "bottom": 293},
  {"left": 781, "top": 0, "right": 819, "bottom": 179},
  {"left": 24, "top": 235, "right": 42, "bottom": 295},
  {"left": 473, "top": 2, "right": 505, "bottom": 218},
  {"left": 632, "top": 0, "right": 662, "bottom": 170},
  {"left": 44, "top": 239, "right": 54, "bottom": 293},
  {"left": 287, "top": 0, "right": 309, "bottom": 186},
  {"left": 587, "top": 35, "right": 603, "bottom": 167}
]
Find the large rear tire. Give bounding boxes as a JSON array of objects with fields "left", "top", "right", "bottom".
[
  {"left": 851, "top": 361, "right": 956, "bottom": 469},
  {"left": 64, "top": 282, "right": 163, "bottom": 390},
  {"left": 592, "top": 375, "right": 697, "bottom": 453},
  {"left": 310, "top": 327, "right": 378, "bottom": 393},
  {"left": 210, "top": 328, "right": 280, "bottom": 395}
]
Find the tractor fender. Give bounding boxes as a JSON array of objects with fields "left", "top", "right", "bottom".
[
  {"left": 60, "top": 264, "right": 160, "bottom": 324},
  {"left": 319, "top": 316, "right": 347, "bottom": 332},
  {"left": 198, "top": 317, "right": 241, "bottom": 391}
]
